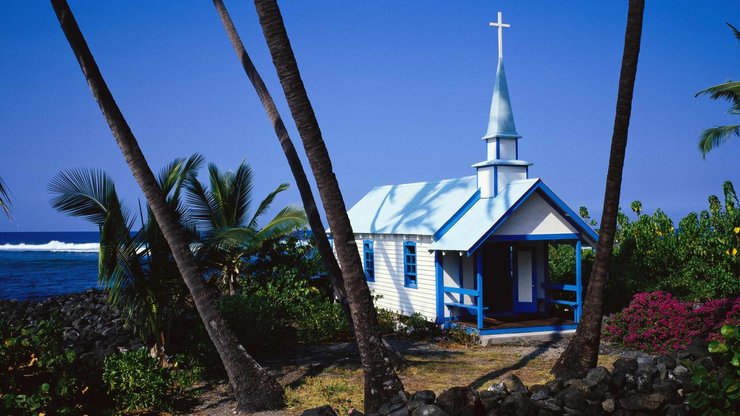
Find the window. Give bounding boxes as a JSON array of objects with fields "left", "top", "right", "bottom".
[
  {"left": 403, "top": 241, "right": 417, "bottom": 288},
  {"left": 363, "top": 240, "right": 374, "bottom": 282}
]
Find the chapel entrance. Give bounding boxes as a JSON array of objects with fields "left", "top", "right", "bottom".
[{"left": 482, "top": 243, "right": 512, "bottom": 313}]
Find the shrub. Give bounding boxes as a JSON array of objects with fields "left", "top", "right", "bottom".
[
  {"left": 376, "top": 308, "right": 399, "bottom": 335},
  {"left": 554, "top": 182, "right": 740, "bottom": 312},
  {"left": 442, "top": 326, "right": 481, "bottom": 347},
  {"left": 102, "top": 348, "right": 201, "bottom": 413},
  {"left": 0, "top": 318, "right": 87, "bottom": 415},
  {"left": 103, "top": 348, "right": 169, "bottom": 412},
  {"left": 221, "top": 270, "right": 350, "bottom": 351},
  {"left": 397, "top": 313, "right": 437, "bottom": 339},
  {"left": 604, "top": 291, "right": 739, "bottom": 353},
  {"left": 687, "top": 325, "right": 740, "bottom": 415},
  {"left": 296, "top": 299, "right": 349, "bottom": 344}
]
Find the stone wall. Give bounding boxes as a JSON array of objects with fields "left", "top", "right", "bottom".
[{"left": 0, "top": 289, "right": 142, "bottom": 369}]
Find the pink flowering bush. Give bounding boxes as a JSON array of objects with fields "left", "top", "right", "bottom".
[{"left": 603, "top": 291, "right": 740, "bottom": 353}]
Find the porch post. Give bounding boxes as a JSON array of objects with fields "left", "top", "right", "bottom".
[
  {"left": 476, "top": 251, "right": 483, "bottom": 329},
  {"left": 435, "top": 251, "right": 444, "bottom": 325},
  {"left": 575, "top": 239, "right": 582, "bottom": 322}
]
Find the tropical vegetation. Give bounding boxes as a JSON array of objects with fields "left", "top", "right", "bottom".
[
  {"left": 687, "top": 324, "right": 740, "bottom": 415},
  {"left": 696, "top": 23, "right": 740, "bottom": 157},
  {"left": 550, "top": 181, "right": 740, "bottom": 313}
]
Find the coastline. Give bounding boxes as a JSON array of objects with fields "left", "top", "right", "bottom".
[{"left": 0, "top": 289, "right": 142, "bottom": 369}]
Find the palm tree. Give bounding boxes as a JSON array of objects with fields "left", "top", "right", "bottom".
[
  {"left": 552, "top": 0, "right": 645, "bottom": 380},
  {"left": 185, "top": 160, "right": 307, "bottom": 295},
  {"left": 252, "top": 0, "right": 404, "bottom": 412},
  {"left": 49, "top": 0, "right": 284, "bottom": 410},
  {"left": 211, "top": 0, "right": 353, "bottom": 335},
  {"left": 0, "top": 177, "right": 12, "bottom": 219},
  {"left": 696, "top": 24, "right": 740, "bottom": 158},
  {"left": 49, "top": 156, "right": 202, "bottom": 357}
]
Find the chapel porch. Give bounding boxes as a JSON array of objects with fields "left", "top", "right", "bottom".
[{"left": 435, "top": 235, "right": 586, "bottom": 336}]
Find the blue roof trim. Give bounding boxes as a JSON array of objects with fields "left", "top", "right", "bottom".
[
  {"left": 463, "top": 181, "right": 599, "bottom": 255},
  {"left": 467, "top": 180, "right": 542, "bottom": 255},
  {"left": 535, "top": 182, "right": 600, "bottom": 246},
  {"left": 433, "top": 189, "right": 481, "bottom": 240}
]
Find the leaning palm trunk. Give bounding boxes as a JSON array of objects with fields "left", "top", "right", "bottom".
[
  {"left": 252, "top": 0, "right": 404, "bottom": 412},
  {"left": 551, "top": 0, "right": 645, "bottom": 380},
  {"left": 50, "top": 0, "right": 284, "bottom": 411},
  {"left": 211, "top": 0, "right": 348, "bottom": 320},
  {"left": 211, "top": 0, "right": 406, "bottom": 369}
]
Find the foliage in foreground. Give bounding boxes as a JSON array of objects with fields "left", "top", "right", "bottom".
[
  {"left": 102, "top": 348, "right": 201, "bottom": 413},
  {"left": 687, "top": 324, "right": 740, "bottom": 415},
  {"left": 603, "top": 291, "right": 740, "bottom": 354},
  {"left": 219, "top": 235, "right": 349, "bottom": 353},
  {"left": 0, "top": 319, "right": 87, "bottom": 415},
  {"left": 551, "top": 181, "right": 740, "bottom": 312}
]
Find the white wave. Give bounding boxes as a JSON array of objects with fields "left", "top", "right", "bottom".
[{"left": 0, "top": 240, "right": 100, "bottom": 253}]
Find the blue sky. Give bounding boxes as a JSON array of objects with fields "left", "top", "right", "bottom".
[{"left": 0, "top": 1, "right": 737, "bottom": 232}]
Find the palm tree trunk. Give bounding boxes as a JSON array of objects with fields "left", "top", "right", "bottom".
[
  {"left": 211, "top": 0, "right": 407, "bottom": 370},
  {"left": 50, "top": 0, "right": 284, "bottom": 411},
  {"left": 551, "top": 0, "right": 645, "bottom": 380},
  {"left": 211, "top": 0, "right": 350, "bottom": 329},
  {"left": 252, "top": 0, "right": 404, "bottom": 412}
]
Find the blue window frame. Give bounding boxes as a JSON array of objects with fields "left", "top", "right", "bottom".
[
  {"left": 363, "top": 240, "right": 375, "bottom": 282},
  {"left": 403, "top": 241, "right": 417, "bottom": 288}
]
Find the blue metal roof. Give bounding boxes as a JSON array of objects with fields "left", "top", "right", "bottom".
[
  {"left": 483, "top": 59, "right": 520, "bottom": 140},
  {"left": 429, "top": 179, "right": 538, "bottom": 252},
  {"left": 429, "top": 178, "right": 599, "bottom": 252},
  {"left": 346, "top": 176, "right": 479, "bottom": 236}
]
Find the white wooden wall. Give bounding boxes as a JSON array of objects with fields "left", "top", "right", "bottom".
[
  {"left": 354, "top": 234, "right": 438, "bottom": 321},
  {"left": 441, "top": 253, "right": 475, "bottom": 318}
]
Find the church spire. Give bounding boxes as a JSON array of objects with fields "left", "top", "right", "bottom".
[
  {"left": 484, "top": 12, "right": 519, "bottom": 140},
  {"left": 474, "top": 12, "right": 531, "bottom": 199},
  {"left": 484, "top": 59, "right": 519, "bottom": 139}
]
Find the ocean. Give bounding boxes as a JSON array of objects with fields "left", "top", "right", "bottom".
[{"left": 0, "top": 232, "right": 101, "bottom": 300}]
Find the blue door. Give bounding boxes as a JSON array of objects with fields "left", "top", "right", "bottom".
[{"left": 513, "top": 249, "right": 537, "bottom": 313}]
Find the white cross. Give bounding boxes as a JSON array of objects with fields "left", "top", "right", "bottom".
[{"left": 489, "top": 11, "right": 510, "bottom": 58}]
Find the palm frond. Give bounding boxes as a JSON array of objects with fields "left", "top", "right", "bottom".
[
  {"left": 158, "top": 153, "right": 205, "bottom": 202},
  {"left": 254, "top": 205, "right": 307, "bottom": 241},
  {"left": 728, "top": 23, "right": 740, "bottom": 46},
  {"left": 0, "top": 177, "right": 12, "bottom": 220},
  {"left": 185, "top": 175, "right": 220, "bottom": 234},
  {"left": 699, "top": 125, "right": 740, "bottom": 157},
  {"left": 230, "top": 161, "right": 254, "bottom": 228},
  {"left": 695, "top": 81, "right": 740, "bottom": 102},
  {"left": 248, "top": 183, "right": 289, "bottom": 230},
  {"left": 48, "top": 168, "right": 119, "bottom": 225},
  {"left": 207, "top": 163, "right": 230, "bottom": 228}
]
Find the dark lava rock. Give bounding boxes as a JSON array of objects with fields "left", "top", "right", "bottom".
[
  {"left": 411, "top": 390, "right": 436, "bottom": 405},
  {"left": 411, "top": 405, "right": 448, "bottom": 416},
  {"left": 656, "top": 355, "right": 676, "bottom": 369},
  {"left": 555, "top": 387, "right": 587, "bottom": 411},
  {"left": 503, "top": 374, "right": 528, "bottom": 394},
  {"left": 618, "top": 392, "right": 666, "bottom": 411},
  {"left": 377, "top": 395, "right": 407, "bottom": 416},
  {"left": 584, "top": 366, "right": 611, "bottom": 387},
  {"left": 499, "top": 392, "right": 537, "bottom": 416},
  {"left": 529, "top": 385, "right": 550, "bottom": 401},
  {"left": 612, "top": 358, "right": 638, "bottom": 374},
  {"left": 664, "top": 403, "right": 688, "bottom": 416},
  {"left": 301, "top": 405, "right": 339, "bottom": 416},
  {"left": 436, "top": 387, "right": 485, "bottom": 416},
  {"left": 652, "top": 381, "right": 682, "bottom": 405}
]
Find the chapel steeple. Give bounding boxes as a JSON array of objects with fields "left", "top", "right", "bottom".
[{"left": 475, "top": 12, "right": 532, "bottom": 199}]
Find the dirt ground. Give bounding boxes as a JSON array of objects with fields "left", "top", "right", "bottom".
[{"left": 180, "top": 337, "right": 625, "bottom": 416}]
